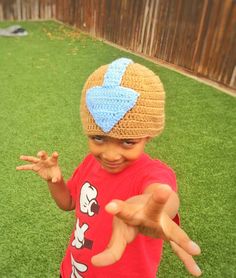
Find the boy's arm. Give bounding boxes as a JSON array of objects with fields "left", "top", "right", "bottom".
[
  {"left": 47, "top": 178, "right": 75, "bottom": 211},
  {"left": 92, "top": 184, "right": 201, "bottom": 277}
]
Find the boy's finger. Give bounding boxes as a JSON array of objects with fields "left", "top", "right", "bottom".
[
  {"left": 19, "top": 155, "right": 39, "bottom": 163},
  {"left": 51, "top": 176, "right": 62, "bottom": 183},
  {"left": 91, "top": 223, "right": 127, "bottom": 267},
  {"left": 16, "top": 164, "right": 34, "bottom": 171},
  {"left": 163, "top": 217, "right": 201, "bottom": 256},
  {"left": 91, "top": 242, "right": 126, "bottom": 267},
  {"left": 51, "top": 151, "right": 59, "bottom": 163},
  {"left": 170, "top": 241, "right": 202, "bottom": 277},
  {"left": 51, "top": 177, "right": 58, "bottom": 183},
  {"left": 144, "top": 185, "right": 172, "bottom": 220},
  {"left": 37, "top": 151, "right": 48, "bottom": 160},
  {"left": 105, "top": 200, "right": 141, "bottom": 226}
]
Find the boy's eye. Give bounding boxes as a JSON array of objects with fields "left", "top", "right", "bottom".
[
  {"left": 122, "top": 140, "right": 137, "bottom": 147},
  {"left": 91, "top": 136, "right": 104, "bottom": 143}
]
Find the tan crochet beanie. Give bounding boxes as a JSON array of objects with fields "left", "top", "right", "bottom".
[{"left": 80, "top": 58, "right": 165, "bottom": 139}]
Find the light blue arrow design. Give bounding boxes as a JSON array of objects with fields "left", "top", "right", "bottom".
[{"left": 86, "top": 58, "right": 140, "bottom": 133}]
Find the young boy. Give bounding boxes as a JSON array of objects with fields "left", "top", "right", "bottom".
[{"left": 17, "top": 58, "right": 201, "bottom": 277}]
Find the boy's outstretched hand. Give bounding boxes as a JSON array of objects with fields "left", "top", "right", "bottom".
[
  {"left": 16, "top": 151, "right": 62, "bottom": 183},
  {"left": 92, "top": 185, "right": 202, "bottom": 277},
  {"left": 16, "top": 151, "right": 75, "bottom": 211}
]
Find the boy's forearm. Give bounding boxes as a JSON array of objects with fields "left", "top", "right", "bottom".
[{"left": 47, "top": 178, "right": 75, "bottom": 211}]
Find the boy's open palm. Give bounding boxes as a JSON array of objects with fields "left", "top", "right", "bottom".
[
  {"left": 92, "top": 185, "right": 201, "bottom": 277},
  {"left": 16, "top": 151, "right": 62, "bottom": 183}
]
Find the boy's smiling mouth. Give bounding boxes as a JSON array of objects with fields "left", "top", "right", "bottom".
[{"left": 99, "top": 159, "right": 127, "bottom": 172}]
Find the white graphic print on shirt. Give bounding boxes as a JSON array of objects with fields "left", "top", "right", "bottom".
[
  {"left": 70, "top": 182, "right": 99, "bottom": 276},
  {"left": 80, "top": 182, "right": 100, "bottom": 216},
  {"left": 70, "top": 254, "right": 87, "bottom": 278},
  {"left": 72, "top": 218, "right": 93, "bottom": 250}
]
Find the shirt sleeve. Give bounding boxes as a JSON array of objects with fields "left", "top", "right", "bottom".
[{"left": 139, "top": 160, "right": 177, "bottom": 193}]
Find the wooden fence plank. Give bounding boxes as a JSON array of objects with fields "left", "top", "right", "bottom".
[{"left": 0, "top": 0, "right": 235, "bottom": 89}]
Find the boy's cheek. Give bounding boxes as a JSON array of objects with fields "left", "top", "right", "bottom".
[{"left": 88, "top": 142, "right": 99, "bottom": 154}]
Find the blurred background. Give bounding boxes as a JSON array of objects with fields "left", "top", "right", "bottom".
[{"left": 0, "top": 0, "right": 235, "bottom": 93}]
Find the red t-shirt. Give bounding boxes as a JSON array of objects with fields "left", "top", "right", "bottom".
[{"left": 60, "top": 153, "right": 177, "bottom": 278}]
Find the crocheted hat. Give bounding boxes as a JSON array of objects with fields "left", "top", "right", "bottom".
[{"left": 80, "top": 58, "right": 165, "bottom": 139}]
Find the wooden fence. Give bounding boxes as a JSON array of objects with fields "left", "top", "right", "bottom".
[
  {"left": 0, "top": 0, "right": 236, "bottom": 90},
  {"left": 0, "top": 0, "right": 56, "bottom": 20}
]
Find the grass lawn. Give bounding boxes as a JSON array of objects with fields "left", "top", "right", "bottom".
[{"left": 0, "top": 21, "right": 235, "bottom": 278}]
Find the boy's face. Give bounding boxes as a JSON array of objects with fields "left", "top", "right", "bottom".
[{"left": 88, "top": 136, "right": 149, "bottom": 173}]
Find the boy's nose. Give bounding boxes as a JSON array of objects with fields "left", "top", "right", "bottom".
[{"left": 101, "top": 149, "right": 122, "bottom": 162}]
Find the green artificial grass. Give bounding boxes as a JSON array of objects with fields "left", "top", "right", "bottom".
[{"left": 0, "top": 21, "right": 235, "bottom": 278}]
